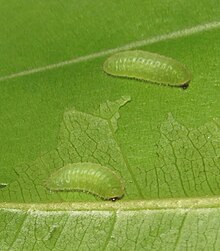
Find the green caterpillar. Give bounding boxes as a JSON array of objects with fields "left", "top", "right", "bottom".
[
  {"left": 46, "top": 162, "right": 125, "bottom": 200},
  {"left": 103, "top": 50, "right": 191, "bottom": 88},
  {"left": 0, "top": 183, "right": 7, "bottom": 189}
]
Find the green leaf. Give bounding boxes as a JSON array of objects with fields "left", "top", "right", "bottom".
[{"left": 0, "top": 0, "right": 220, "bottom": 250}]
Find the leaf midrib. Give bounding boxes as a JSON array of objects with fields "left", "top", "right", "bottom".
[{"left": 2, "top": 196, "right": 220, "bottom": 211}]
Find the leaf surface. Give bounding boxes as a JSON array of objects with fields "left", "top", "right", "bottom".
[{"left": 0, "top": 0, "right": 220, "bottom": 250}]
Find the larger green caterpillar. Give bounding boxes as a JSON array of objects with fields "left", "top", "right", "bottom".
[
  {"left": 46, "top": 162, "right": 125, "bottom": 200},
  {"left": 103, "top": 50, "right": 191, "bottom": 88}
]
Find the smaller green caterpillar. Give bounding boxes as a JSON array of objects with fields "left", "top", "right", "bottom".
[
  {"left": 46, "top": 162, "right": 124, "bottom": 201},
  {"left": 0, "top": 183, "right": 7, "bottom": 189},
  {"left": 103, "top": 50, "right": 191, "bottom": 88}
]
